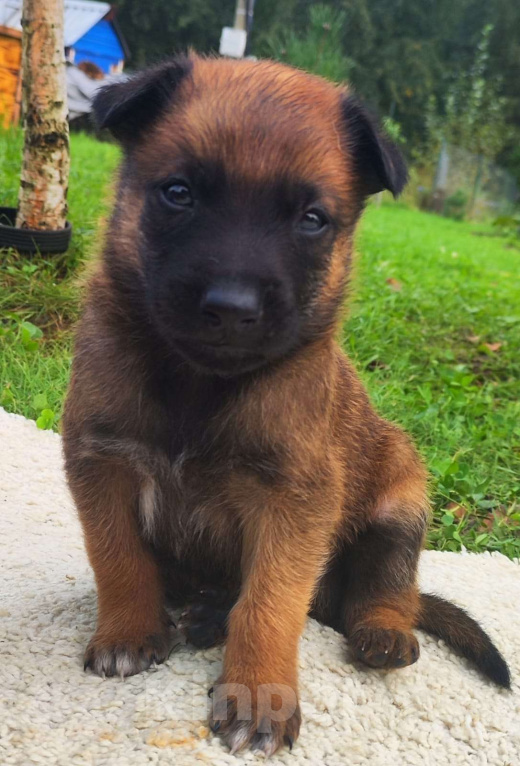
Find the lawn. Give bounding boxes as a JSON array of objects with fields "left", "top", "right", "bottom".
[{"left": 1, "top": 129, "right": 519, "bottom": 557}]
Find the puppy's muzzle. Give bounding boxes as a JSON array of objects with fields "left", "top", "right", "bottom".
[{"left": 199, "top": 281, "right": 263, "bottom": 344}]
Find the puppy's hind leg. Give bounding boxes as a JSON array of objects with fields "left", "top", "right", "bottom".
[
  {"left": 313, "top": 457, "right": 428, "bottom": 671},
  {"left": 178, "top": 586, "right": 236, "bottom": 649},
  {"left": 341, "top": 510, "right": 426, "bottom": 670}
]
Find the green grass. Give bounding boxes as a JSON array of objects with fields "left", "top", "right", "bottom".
[
  {"left": 0, "top": 129, "right": 119, "bottom": 426},
  {"left": 1, "top": 129, "right": 519, "bottom": 557},
  {"left": 347, "top": 204, "right": 520, "bottom": 557}
]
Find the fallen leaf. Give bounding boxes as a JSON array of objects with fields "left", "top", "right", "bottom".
[
  {"left": 482, "top": 342, "right": 502, "bottom": 353},
  {"left": 482, "top": 515, "right": 494, "bottom": 531},
  {"left": 386, "top": 278, "right": 402, "bottom": 292},
  {"left": 467, "top": 335, "right": 480, "bottom": 344},
  {"left": 493, "top": 505, "right": 510, "bottom": 522},
  {"left": 446, "top": 502, "right": 467, "bottom": 520},
  {"left": 481, "top": 505, "right": 509, "bottom": 531}
]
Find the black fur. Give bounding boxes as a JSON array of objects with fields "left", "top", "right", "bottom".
[
  {"left": 92, "top": 57, "right": 193, "bottom": 143},
  {"left": 311, "top": 517, "right": 426, "bottom": 632},
  {"left": 119, "top": 164, "right": 341, "bottom": 378},
  {"left": 418, "top": 593, "right": 511, "bottom": 689},
  {"left": 341, "top": 95, "right": 408, "bottom": 197}
]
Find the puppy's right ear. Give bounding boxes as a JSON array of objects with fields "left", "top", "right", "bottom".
[
  {"left": 92, "top": 56, "right": 193, "bottom": 144},
  {"left": 341, "top": 95, "right": 408, "bottom": 198}
]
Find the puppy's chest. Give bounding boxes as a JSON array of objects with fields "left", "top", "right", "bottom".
[
  {"left": 135, "top": 423, "right": 281, "bottom": 557},
  {"left": 138, "top": 443, "right": 231, "bottom": 543}
]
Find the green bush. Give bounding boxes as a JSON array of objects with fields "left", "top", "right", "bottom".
[
  {"left": 265, "top": 4, "right": 353, "bottom": 83},
  {"left": 444, "top": 189, "right": 469, "bottom": 220},
  {"left": 493, "top": 214, "right": 520, "bottom": 240}
]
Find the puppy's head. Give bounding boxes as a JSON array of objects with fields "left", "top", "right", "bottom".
[{"left": 95, "top": 55, "right": 406, "bottom": 377}]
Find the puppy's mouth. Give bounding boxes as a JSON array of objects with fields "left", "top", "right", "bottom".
[{"left": 173, "top": 337, "right": 268, "bottom": 377}]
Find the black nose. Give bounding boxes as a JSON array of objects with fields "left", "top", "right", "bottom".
[{"left": 200, "top": 283, "right": 262, "bottom": 334}]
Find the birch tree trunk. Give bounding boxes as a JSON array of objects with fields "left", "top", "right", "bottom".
[{"left": 16, "top": 0, "right": 69, "bottom": 230}]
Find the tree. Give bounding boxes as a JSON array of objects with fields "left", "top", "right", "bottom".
[
  {"left": 115, "top": 0, "right": 235, "bottom": 67},
  {"left": 265, "top": 4, "right": 353, "bottom": 83},
  {"left": 425, "top": 25, "right": 513, "bottom": 161},
  {"left": 16, "top": 0, "right": 69, "bottom": 230},
  {"left": 111, "top": 0, "right": 520, "bottom": 180}
]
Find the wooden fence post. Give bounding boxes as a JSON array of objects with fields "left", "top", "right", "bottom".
[{"left": 16, "top": 0, "right": 69, "bottom": 231}]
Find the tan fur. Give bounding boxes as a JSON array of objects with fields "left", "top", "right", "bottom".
[{"left": 63, "top": 55, "right": 432, "bottom": 754}]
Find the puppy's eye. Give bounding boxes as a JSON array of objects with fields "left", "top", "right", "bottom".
[
  {"left": 161, "top": 182, "right": 193, "bottom": 208},
  {"left": 299, "top": 209, "right": 328, "bottom": 233}
]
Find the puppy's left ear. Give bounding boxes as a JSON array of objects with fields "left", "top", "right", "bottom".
[
  {"left": 341, "top": 95, "right": 408, "bottom": 198},
  {"left": 92, "top": 56, "right": 193, "bottom": 145}
]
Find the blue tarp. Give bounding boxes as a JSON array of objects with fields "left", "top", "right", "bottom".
[{"left": 74, "top": 19, "right": 125, "bottom": 74}]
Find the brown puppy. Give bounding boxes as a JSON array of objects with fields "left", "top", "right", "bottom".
[{"left": 62, "top": 55, "right": 510, "bottom": 757}]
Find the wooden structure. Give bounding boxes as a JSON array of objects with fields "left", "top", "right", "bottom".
[
  {"left": 0, "top": 24, "right": 21, "bottom": 126},
  {"left": 0, "top": 1, "right": 129, "bottom": 126}
]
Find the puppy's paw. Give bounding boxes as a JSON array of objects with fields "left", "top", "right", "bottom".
[
  {"left": 84, "top": 627, "right": 176, "bottom": 678},
  {"left": 178, "top": 602, "right": 229, "bottom": 649},
  {"left": 208, "top": 679, "right": 301, "bottom": 756},
  {"left": 350, "top": 626, "right": 419, "bottom": 669}
]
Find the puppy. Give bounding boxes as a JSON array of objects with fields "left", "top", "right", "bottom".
[{"left": 62, "top": 54, "right": 510, "bottom": 757}]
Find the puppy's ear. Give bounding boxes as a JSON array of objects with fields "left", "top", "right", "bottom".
[
  {"left": 341, "top": 95, "right": 408, "bottom": 198},
  {"left": 92, "top": 56, "right": 193, "bottom": 144}
]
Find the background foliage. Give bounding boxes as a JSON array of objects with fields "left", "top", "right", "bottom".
[{"left": 114, "top": 0, "right": 520, "bottom": 183}]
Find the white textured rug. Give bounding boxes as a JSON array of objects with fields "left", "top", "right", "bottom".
[{"left": 1, "top": 407, "right": 519, "bottom": 766}]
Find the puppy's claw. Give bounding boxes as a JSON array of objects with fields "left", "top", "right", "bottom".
[
  {"left": 227, "top": 724, "right": 252, "bottom": 755},
  {"left": 350, "top": 626, "right": 420, "bottom": 670},
  {"left": 83, "top": 627, "right": 175, "bottom": 678},
  {"left": 209, "top": 690, "right": 301, "bottom": 756}
]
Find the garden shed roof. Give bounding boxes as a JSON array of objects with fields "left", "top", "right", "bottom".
[{"left": 0, "top": 0, "right": 111, "bottom": 48}]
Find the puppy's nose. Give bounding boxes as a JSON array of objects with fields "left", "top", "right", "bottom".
[{"left": 200, "top": 283, "right": 262, "bottom": 333}]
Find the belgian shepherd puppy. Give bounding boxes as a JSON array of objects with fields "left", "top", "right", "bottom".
[{"left": 62, "top": 55, "right": 510, "bottom": 757}]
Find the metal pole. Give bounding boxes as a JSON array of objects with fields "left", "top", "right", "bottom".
[
  {"left": 246, "top": 0, "right": 256, "bottom": 34},
  {"left": 234, "top": 0, "right": 247, "bottom": 31},
  {"left": 244, "top": 0, "right": 256, "bottom": 55}
]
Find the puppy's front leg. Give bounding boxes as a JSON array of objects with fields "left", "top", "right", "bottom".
[
  {"left": 67, "top": 459, "right": 173, "bottom": 677},
  {"left": 210, "top": 481, "right": 339, "bottom": 756}
]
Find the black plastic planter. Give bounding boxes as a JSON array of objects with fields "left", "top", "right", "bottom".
[{"left": 0, "top": 207, "right": 72, "bottom": 255}]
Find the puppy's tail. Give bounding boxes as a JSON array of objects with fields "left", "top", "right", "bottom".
[{"left": 416, "top": 593, "right": 511, "bottom": 689}]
